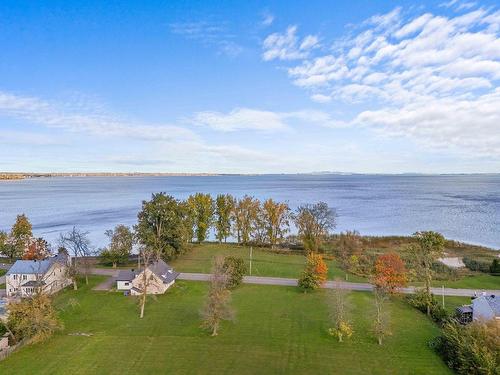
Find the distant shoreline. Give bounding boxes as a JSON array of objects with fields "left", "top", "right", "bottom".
[{"left": 1, "top": 172, "right": 500, "bottom": 180}]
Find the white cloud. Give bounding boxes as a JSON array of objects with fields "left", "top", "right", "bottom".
[
  {"left": 262, "top": 5, "right": 500, "bottom": 157},
  {"left": 0, "top": 90, "right": 197, "bottom": 143},
  {"left": 191, "top": 107, "right": 346, "bottom": 132},
  {"left": 261, "top": 11, "right": 274, "bottom": 27},
  {"left": 169, "top": 21, "right": 243, "bottom": 57},
  {"left": 262, "top": 25, "right": 319, "bottom": 61}
]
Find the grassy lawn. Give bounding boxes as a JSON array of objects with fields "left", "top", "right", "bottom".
[
  {"left": 0, "top": 277, "right": 450, "bottom": 375},
  {"left": 0, "top": 269, "right": 6, "bottom": 277},
  {"left": 434, "top": 274, "right": 499, "bottom": 290},
  {"left": 170, "top": 243, "right": 368, "bottom": 282}
]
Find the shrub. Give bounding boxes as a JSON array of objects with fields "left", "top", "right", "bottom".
[
  {"left": 298, "top": 271, "right": 320, "bottom": 292},
  {"left": 223, "top": 256, "right": 247, "bottom": 289},
  {"left": 433, "top": 320, "right": 499, "bottom": 375},
  {"left": 297, "top": 253, "right": 328, "bottom": 292},
  {"left": 406, "top": 289, "right": 450, "bottom": 325},
  {"left": 489, "top": 259, "right": 500, "bottom": 275},
  {"left": 463, "top": 257, "right": 492, "bottom": 273}
]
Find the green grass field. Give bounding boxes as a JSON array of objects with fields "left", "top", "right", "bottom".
[
  {"left": 170, "top": 243, "right": 368, "bottom": 282},
  {"left": 0, "top": 277, "right": 452, "bottom": 375},
  {"left": 0, "top": 269, "right": 6, "bottom": 277}
]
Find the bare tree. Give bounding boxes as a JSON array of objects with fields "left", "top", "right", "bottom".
[
  {"left": 59, "top": 227, "right": 94, "bottom": 286},
  {"left": 373, "top": 287, "right": 391, "bottom": 345},
  {"left": 328, "top": 280, "right": 353, "bottom": 342},
  {"left": 201, "top": 256, "right": 234, "bottom": 336},
  {"left": 136, "top": 245, "right": 161, "bottom": 319},
  {"left": 294, "top": 202, "right": 336, "bottom": 252}
]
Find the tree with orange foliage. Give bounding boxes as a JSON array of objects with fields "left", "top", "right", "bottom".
[
  {"left": 22, "top": 238, "right": 50, "bottom": 260},
  {"left": 298, "top": 252, "right": 328, "bottom": 292},
  {"left": 371, "top": 252, "right": 408, "bottom": 345},
  {"left": 373, "top": 252, "right": 408, "bottom": 294}
]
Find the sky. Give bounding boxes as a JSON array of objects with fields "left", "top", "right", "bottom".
[{"left": 0, "top": 0, "right": 499, "bottom": 174}]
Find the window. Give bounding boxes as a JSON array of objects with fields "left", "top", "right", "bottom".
[
  {"left": 22, "top": 274, "right": 27, "bottom": 280},
  {"left": 124, "top": 282, "right": 130, "bottom": 286},
  {"left": 13, "top": 274, "right": 17, "bottom": 280}
]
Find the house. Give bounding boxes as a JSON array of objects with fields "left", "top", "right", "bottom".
[
  {"left": 456, "top": 294, "right": 500, "bottom": 326},
  {"left": 116, "top": 259, "right": 179, "bottom": 295},
  {"left": 5, "top": 252, "right": 72, "bottom": 297}
]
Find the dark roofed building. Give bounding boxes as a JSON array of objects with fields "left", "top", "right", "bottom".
[{"left": 116, "top": 260, "right": 179, "bottom": 295}]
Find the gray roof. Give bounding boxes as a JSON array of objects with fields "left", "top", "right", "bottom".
[
  {"left": 6, "top": 253, "right": 69, "bottom": 276},
  {"left": 149, "top": 260, "right": 179, "bottom": 284},
  {"left": 485, "top": 295, "right": 500, "bottom": 316},
  {"left": 118, "top": 260, "right": 179, "bottom": 284},
  {"left": 21, "top": 280, "right": 45, "bottom": 287},
  {"left": 116, "top": 269, "right": 137, "bottom": 281}
]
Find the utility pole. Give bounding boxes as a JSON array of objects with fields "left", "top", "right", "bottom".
[
  {"left": 442, "top": 285, "right": 445, "bottom": 308},
  {"left": 249, "top": 246, "right": 253, "bottom": 276}
]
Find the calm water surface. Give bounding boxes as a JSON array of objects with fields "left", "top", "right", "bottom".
[{"left": 0, "top": 174, "right": 499, "bottom": 249}]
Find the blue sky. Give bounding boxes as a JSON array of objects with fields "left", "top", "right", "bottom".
[{"left": 0, "top": 0, "right": 499, "bottom": 173}]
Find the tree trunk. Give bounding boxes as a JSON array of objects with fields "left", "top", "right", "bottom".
[
  {"left": 211, "top": 322, "right": 218, "bottom": 336},
  {"left": 73, "top": 280, "right": 78, "bottom": 290},
  {"left": 112, "top": 262, "right": 117, "bottom": 269},
  {"left": 378, "top": 337, "right": 382, "bottom": 345},
  {"left": 85, "top": 273, "right": 89, "bottom": 285},
  {"left": 140, "top": 293, "right": 146, "bottom": 318}
]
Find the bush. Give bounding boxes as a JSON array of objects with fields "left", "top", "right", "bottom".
[
  {"left": 463, "top": 257, "right": 492, "bottom": 273},
  {"left": 298, "top": 271, "right": 320, "bottom": 292},
  {"left": 223, "top": 256, "right": 246, "bottom": 289},
  {"left": 406, "top": 289, "right": 450, "bottom": 325},
  {"left": 433, "top": 320, "right": 499, "bottom": 375},
  {"left": 490, "top": 259, "right": 500, "bottom": 275}
]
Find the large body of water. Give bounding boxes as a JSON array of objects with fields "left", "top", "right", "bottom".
[{"left": 0, "top": 174, "right": 499, "bottom": 249}]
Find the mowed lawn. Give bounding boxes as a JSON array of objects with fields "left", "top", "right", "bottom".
[
  {"left": 170, "top": 243, "right": 368, "bottom": 282},
  {"left": 0, "top": 277, "right": 451, "bottom": 375}
]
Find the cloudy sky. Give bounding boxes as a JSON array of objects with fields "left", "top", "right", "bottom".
[{"left": 1, "top": 0, "right": 499, "bottom": 173}]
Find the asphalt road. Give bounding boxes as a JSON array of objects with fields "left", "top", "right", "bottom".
[{"left": 178, "top": 272, "right": 500, "bottom": 297}]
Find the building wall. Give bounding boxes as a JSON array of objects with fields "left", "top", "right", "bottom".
[
  {"left": 6, "top": 262, "right": 71, "bottom": 297},
  {"left": 130, "top": 269, "right": 169, "bottom": 295},
  {"left": 117, "top": 280, "right": 132, "bottom": 290}
]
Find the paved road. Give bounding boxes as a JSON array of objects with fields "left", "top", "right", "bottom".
[{"left": 178, "top": 272, "right": 500, "bottom": 297}]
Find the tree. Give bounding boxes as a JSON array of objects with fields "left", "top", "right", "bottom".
[
  {"left": 215, "top": 194, "right": 235, "bottom": 243},
  {"left": 262, "top": 199, "right": 291, "bottom": 248},
  {"left": 489, "top": 258, "right": 500, "bottom": 275},
  {"left": 6, "top": 292, "right": 62, "bottom": 344},
  {"left": 59, "top": 227, "right": 93, "bottom": 286},
  {"left": 298, "top": 252, "right": 328, "bottom": 292},
  {"left": 336, "top": 230, "right": 362, "bottom": 268},
  {"left": 294, "top": 202, "right": 336, "bottom": 252},
  {"left": 410, "top": 231, "right": 445, "bottom": 316},
  {"left": 100, "top": 225, "right": 134, "bottom": 268},
  {"left": 22, "top": 238, "right": 51, "bottom": 260},
  {"left": 328, "top": 280, "right": 353, "bottom": 342},
  {"left": 436, "top": 320, "right": 499, "bottom": 375},
  {"left": 201, "top": 256, "right": 234, "bottom": 336},
  {"left": 187, "top": 193, "right": 214, "bottom": 243},
  {"left": 373, "top": 252, "right": 408, "bottom": 294},
  {"left": 223, "top": 256, "right": 247, "bottom": 289},
  {"left": 233, "top": 196, "right": 260, "bottom": 245},
  {"left": 5, "top": 214, "right": 33, "bottom": 260},
  {"left": 372, "top": 287, "right": 390, "bottom": 345},
  {"left": 136, "top": 245, "right": 161, "bottom": 319},
  {"left": 0, "top": 230, "right": 14, "bottom": 259},
  {"left": 135, "top": 193, "right": 186, "bottom": 260}
]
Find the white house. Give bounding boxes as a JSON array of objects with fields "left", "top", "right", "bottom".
[
  {"left": 5, "top": 252, "right": 72, "bottom": 297},
  {"left": 456, "top": 294, "right": 500, "bottom": 327},
  {"left": 116, "top": 259, "right": 179, "bottom": 295}
]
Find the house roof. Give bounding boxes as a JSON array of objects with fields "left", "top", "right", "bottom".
[
  {"left": 148, "top": 260, "right": 179, "bottom": 284},
  {"left": 116, "top": 269, "right": 137, "bottom": 281},
  {"left": 21, "top": 280, "right": 46, "bottom": 287},
  {"left": 119, "top": 260, "right": 179, "bottom": 284},
  {"left": 485, "top": 295, "right": 500, "bottom": 316},
  {"left": 6, "top": 253, "right": 69, "bottom": 276}
]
